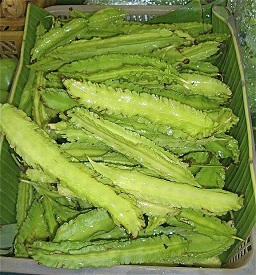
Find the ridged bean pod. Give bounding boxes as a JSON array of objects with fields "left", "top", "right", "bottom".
[
  {"left": 0, "top": 103, "right": 145, "bottom": 236},
  {"left": 63, "top": 79, "right": 221, "bottom": 138}
]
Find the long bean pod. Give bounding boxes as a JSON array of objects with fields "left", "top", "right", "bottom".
[
  {"left": 30, "top": 234, "right": 187, "bottom": 268},
  {"left": 89, "top": 160, "right": 243, "bottom": 215},
  {"left": 0, "top": 103, "right": 144, "bottom": 236},
  {"left": 31, "top": 18, "right": 88, "bottom": 61},
  {"left": 67, "top": 106, "right": 199, "bottom": 186},
  {"left": 63, "top": 79, "right": 220, "bottom": 138}
]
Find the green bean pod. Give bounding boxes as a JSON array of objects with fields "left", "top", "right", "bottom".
[
  {"left": 46, "top": 29, "right": 189, "bottom": 62},
  {"left": 67, "top": 107, "right": 199, "bottom": 186},
  {"left": 90, "top": 160, "right": 243, "bottom": 215},
  {"left": 63, "top": 79, "right": 219, "bottom": 138},
  {"left": 14, "top": 199, "right": 49, "bottom": 258},
  {"left": 31, "top": 18, "right": 88, "bottom": 61},
  {"left": 58, "top": 53, "right": 178, "bottom": 75},
  {"left": 39, "top": 88, "right": 78, "bottom": 112},
  {"left": 53, "top": 208, "right": 116, "bottom": 242},
  {"left": 0, "top": 103, "right": 145, "bottom": 236},
  {"left": 29, "top": 234, "right": 187, "bottom": 268}
]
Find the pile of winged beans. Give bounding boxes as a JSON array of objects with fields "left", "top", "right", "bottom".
[{"left": 0, "top": 7, "right": 244, "bottom": 269}]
